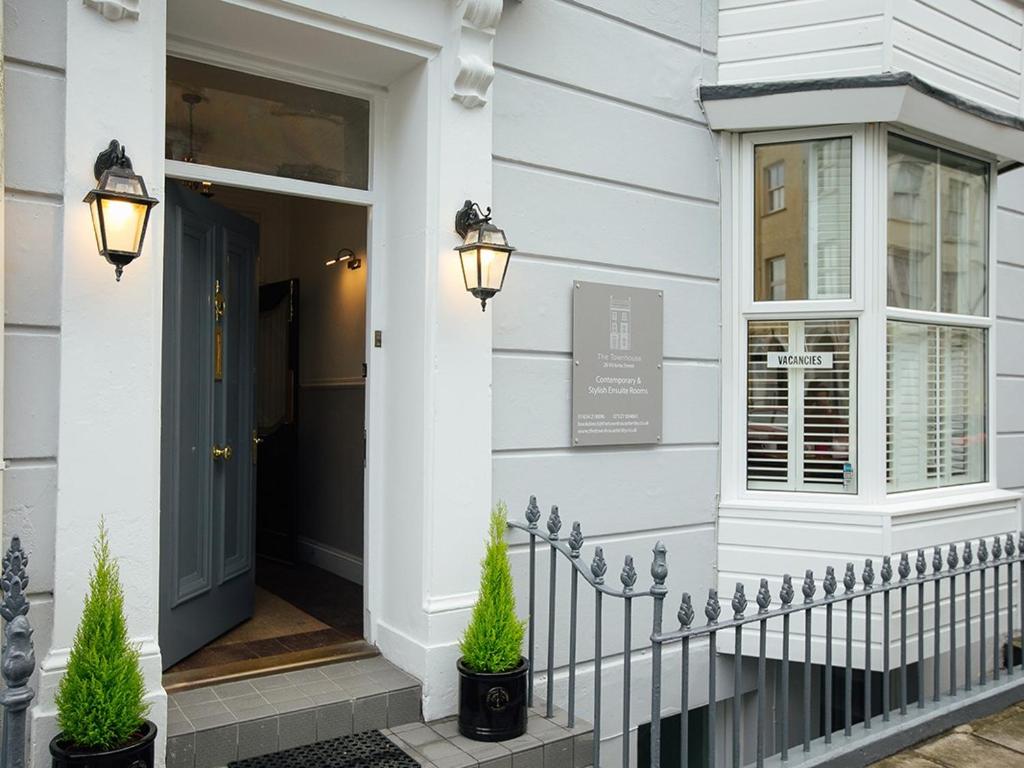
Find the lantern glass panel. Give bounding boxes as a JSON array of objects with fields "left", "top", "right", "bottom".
[
  {"left": 99, "top": 197, "right": 149, "bottom": 254},
  {"left": 478, "top": 247, "right": 510, "bottom": 291}
]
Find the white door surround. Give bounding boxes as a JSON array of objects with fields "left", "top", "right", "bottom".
[{"left": 34, "top": 2, "right": 507, "bottom": 764}]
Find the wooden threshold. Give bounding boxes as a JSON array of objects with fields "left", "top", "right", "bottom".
[{"left": 162, "top": 639, "right": 379, "bottom": 694}]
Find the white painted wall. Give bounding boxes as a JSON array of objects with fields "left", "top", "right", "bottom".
[
  {"left": 719, "top": 0, "right": 1024, "bottom": 118},
  {"left": 996, "top": 167, "right": 1024, "bottom": 499},
  {"left": 490, "top": 0, "right": 722, "bottom": 757},
  {"left": 2, "top": 0, "right": 63, "bottom": 724}
]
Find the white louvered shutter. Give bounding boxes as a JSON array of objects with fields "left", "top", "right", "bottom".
[
  {"left": 809, "top": 139, "right": 852, "bottom": 299},
  {"left": 747, "top": 322, "right": 790, "bottom": 487}
]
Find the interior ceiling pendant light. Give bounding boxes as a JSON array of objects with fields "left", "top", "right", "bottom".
[
  {"left": 454, "top": 200, "right": 515, "bottom": 311},
  {"left": 84, "top": 140, "right": 159, "bottom": 282},
  {"left": 325, "top": 247, "right": 362, "bottom": 270},
  {"left": 182, "top": 93, "right": 214, "bottom": 197}
]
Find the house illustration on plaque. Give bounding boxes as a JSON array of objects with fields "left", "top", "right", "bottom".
[{"left": 609, "top": 296, "right": 631, "bottom": 351}]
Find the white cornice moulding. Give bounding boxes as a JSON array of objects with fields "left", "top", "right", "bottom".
[
  {"left": 83, "top": 0, "right": 140, "bottom": 22},
  {"left": 452, "top": 0, "right": 503, "bottom": 108}
]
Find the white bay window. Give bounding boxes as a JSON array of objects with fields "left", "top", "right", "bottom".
[{"left": 733, "top": 126, "right": 994, "bottom": 503}]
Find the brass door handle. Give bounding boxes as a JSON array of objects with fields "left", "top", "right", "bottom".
[{"left": 212, "top": 444, "right": 233, "bottom": 461}]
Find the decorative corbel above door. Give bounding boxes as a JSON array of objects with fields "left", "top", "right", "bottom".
[
  {"left": 83, "top": 0, "right": 140, "bottom": 22},
  {"left": 452, "top": 0, "right": 504, "bottom": 108}
]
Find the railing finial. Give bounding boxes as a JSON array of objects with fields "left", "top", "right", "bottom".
[
  {"left": 863, "top": 559, "right": 875, "bottom": 589},
  {"left": 756, "top": 578, "right": 771, "bottom": 614},
  {"left": 525, "top": 495, "right": 541, "bottom": 529},
  {"left": 677, "top": 593, "right": 694, "bottom": 629},
  {"left": 947, "top": 543, "right": 960, "bottom": 570},
  {"left": 650, "top": 541, "right": 668, "bottom": 593},
  {"left": 993, "top": 535, "right": 1003, "bottom": 560},
  {"left": 963, "top": 540, "right": 974, "bottom": 566},
  {"left": 843, "top": 563, "right": 856, "bottom": 594},
  {"left": 899, "top": 552, "right": 911, "bottom": 581},
  {"left": 731, "top": 583, "right": 747, "bottom": 619},
  {"left": 932, "top": 546, "right": 942, "bottom": 573},
  {"left": 1005, "top": 534, "right": 1016, "bottom": 559},
  {"left": 780, "top": 574, "right": 795, "bottom": 606},
  {"left": 802, "top": 570, "right": 816, "bottom": 603},
  {"left": 916, "top": 549, "right": 927, "bottom": 576},
  {"left": 0, "top": 538, "right": 30, "bottom": 622},
  {"left": 823, "top": 566, "right": 837, "bottom": 598},
  {"left": 705, "top": 589, "right": 721, "bottom": 625},
  {"left": 881, "top": 556, "right": 892, "bottom": 584},
  {"left": 978, "top": 538, "right": 989, "bottom": 563},
  {"left": 568, "top": 522, "right": 584, "bottom": 558},
  {"left": 590, "top": 546, "right": 607, "bottom": 585},
  {"left": 620, "top": 555, "right": 637, "bottom": 592},
  {"left": 547, "top": 505, "right": 562, "bottom": 539}
]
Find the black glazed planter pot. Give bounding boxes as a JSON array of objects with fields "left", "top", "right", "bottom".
[
  {"left": 50, "top": 720, "right": 157, "bottom": 768},
  {"left": 457, "top": 656, "right": 529, "bottom": 741}
]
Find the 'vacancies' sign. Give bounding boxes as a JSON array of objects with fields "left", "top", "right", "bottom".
[{"left": 767, "top": 352, "right": 834, "bottom": 369}]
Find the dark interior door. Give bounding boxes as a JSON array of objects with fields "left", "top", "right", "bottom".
[
  {"left": 160, "top": 182, "right": 258, "bottom": 669},
  {"left": 256, "top": 279, "right": 300, "bottom": 563}
]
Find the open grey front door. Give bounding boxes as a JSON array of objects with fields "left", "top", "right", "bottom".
[{"left": 160, "top": 182, "right": 258, "bottom": 669}]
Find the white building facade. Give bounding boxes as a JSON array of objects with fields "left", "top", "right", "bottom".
[{"left": 2, "top": 0, "right": 1023, "bottom": 766}]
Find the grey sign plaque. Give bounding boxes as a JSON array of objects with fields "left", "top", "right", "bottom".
[{"left": 572, "top": 281, "right": 663, "bottom": 446}]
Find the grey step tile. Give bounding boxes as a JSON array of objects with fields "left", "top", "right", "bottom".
[
  {"left": 260, "top": 686, "right": 310, "bottom": 705},
  {"left": 174, "top": 688, "right": 219, "bottom": 707},
  {"left": 190, "top": 711, "right": 237, "bottom": 732},
  {"left": 543, "top": 737, "right": 573, "bottom": 768},
  {"left": 195, "top": 724, "right": 238, "bottom": 768},
  {"left": 388, "top": 688, "right": 422, "bottom": 727},
  {"left": 166, "top": 733, "right": 196, "bottom": 768},
  {"left": 353, "top": 693, "right": 389, "bottom": 732},
  {"left": 271, "top": 696, "right": 316, "bottom": 715},
  {"left": 212, "top": 681, "right": 258, "bottom": 701},
  {"left": 223, "top": 693, "right": 270, "bottom": 715},
  {"left": 180, "top": 700, "right": 233, "bottom": 720},
  {"left": 236, "top": 717, "right": 279, "bottom": 761},
  {"left": 573, "top": 733, "right": 593, "bottom": 768},
  {"left": 317, "top": 701, "right": 354, "bottom": 740},
  {"left": 512, "top": 745, "right": 544, "bottom": 768},
  {"left": 278, "top": 710, "right": 317, "bottom": 751},
  {"left": 168, "top": 710, "right": 194, "bottom": 738},
  {"left": 399, "top": 724, "right": 449, "bottom": 749}
]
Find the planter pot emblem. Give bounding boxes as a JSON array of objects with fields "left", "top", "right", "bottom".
[{"left": 458, "top": 657, "right": 528, "bottom": 742}]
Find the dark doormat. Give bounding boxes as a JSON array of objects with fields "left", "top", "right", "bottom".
[{"left": 228, "top": 730, "right": 419, "bottom": 768}]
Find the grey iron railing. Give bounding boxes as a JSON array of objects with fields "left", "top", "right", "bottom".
[
  {"left": 511, "top": 496, "right": 1024, "bottom": 768},
  {"left": 0, "top": 537, "right": 36, "bottom": 768}
]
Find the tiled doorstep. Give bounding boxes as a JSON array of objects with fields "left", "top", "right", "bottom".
[
  {"left": 383, "top": 707, "right": 593, "bottom": 768},
  {"left": 166, "top": 656, "right": 422, "bottom": 768}
]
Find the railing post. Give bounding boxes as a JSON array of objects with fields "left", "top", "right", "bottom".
[
  {"left": 898, "top": 553, "right": 910, "bottom": 715},
  {"left": 843, "top": 563, "right": 855, "bottom": 737},
  {"left": 525, "top": 496, "right": 541, "bottom": 708},
  {"left": 0, "top": 537, "right": 35, "bottom": 768},
  {"left": 778, "top": 575, "right": 794, "bottom": 760},
  {"left": 824, "top": 566, "right": 837, "bottom": 742},
  {"left": 916, "top": 550, "right": 926, "bottom": 707},
  {"left": 731, "top": 583, "right": 747, "bottom": 768},
  {"left": 755, "top": 579, "right": 771, "bottom": 768},
  {"left": 621, "top": 557, "right": 638, "bottom": 768},
  {"left": 932, "top": 547, "right": 942, "bottom": 703},
  {"left": 947, "top": 545, "right": 959, "bottom": 697},
  {"left": 1005, "top": 534, "right": 1015, "bottom": 678},
  {"left": 649, "top": 543, "right": 668, "bottom": 768},
  {"left": 994, "top": 536, "right": 1003, "bottom": 682},
  {"left": 980, "top": 539, "right": 989, "bottom": 687},
  {"left": 862, "top": 559, "right": 875, "bottom": 730},
  {"left": 591, "top": 548, "right": 607, "bottom": 768},
  {"left": 802, "top": 571, "right": 816, "bottom": 752},
  {"left": 881, "top": 556, "right": 892, "bottom": 723},
  {"left": 567, "top": 522, "right": 584, "bottom": 727},
  {"left": 677, "top": 595, "right": 694, "bottom": 768},
  {"left": 546, "top": 506, "right": 562, "bottom": 718},
  {"left": 705, "top": 591, "right": 721, "bottom": 768},
  {"left": 964, "top": 542, "right": 973, "bottom": 692}
]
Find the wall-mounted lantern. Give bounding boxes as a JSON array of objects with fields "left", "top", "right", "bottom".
[
  {"left": 325, "top": 248, "right": 362, "bottom": 270},
  {"left": 454, "top": 200, "right": 515, "bottom": 311},
  {"left": 84, "top": 140, "right": 159, "bottom": 281}
]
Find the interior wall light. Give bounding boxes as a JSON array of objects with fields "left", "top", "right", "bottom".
[
  {"left": 325, "top": 248, "right": 362, "bottom": 270},
  {"left": 84, "top": 139, "right": 160, "bottom": 281},
  {"left": 454, "top": 200, "right": 515, "bottom": 311}
]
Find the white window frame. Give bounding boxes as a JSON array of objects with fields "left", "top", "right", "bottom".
[{"left": 721, "top": 123, "right": 1000, "bottom": 511}]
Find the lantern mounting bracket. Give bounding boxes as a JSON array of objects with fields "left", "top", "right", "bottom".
[
  {"left": 93, "top": 139, "right": 134, "bottom": 181},
  {"left": 454, "top": 199, "right": 492, "bottom": 239}
]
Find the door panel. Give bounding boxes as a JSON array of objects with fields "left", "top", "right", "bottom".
[{"left": 161, "top": 182, "right": 258, "bottom": 668}]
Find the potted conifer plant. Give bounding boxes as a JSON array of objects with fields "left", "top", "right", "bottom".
[
  {"left": 49, "top": 523, "right": 156, "bottom": 768},
  {"left": 457, "top": 502, "right": 528, "bottom": 741}
]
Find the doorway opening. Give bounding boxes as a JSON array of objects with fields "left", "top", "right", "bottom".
[{"left": 160, "top": 180, "right": 373, "bottom": 690}]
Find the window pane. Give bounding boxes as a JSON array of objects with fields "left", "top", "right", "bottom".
[
  {"left": 887, "top": 136, "right": 937, "bottom": 310},
  {"left": 940, "top": 153, "right": 988, "bottom": 315},
  {"left": 886, "top": 321, "right": 987, "bottom": 492},
  {"left": 747, "top": 319, "right": 857, "bottom": 493},
  {"left": 754, "top": 139, "right": 852, "bottom": 301},
  {"left": 887, "top": 135, "right": 989, "bottom": 315},
  {"left": 166, "top": 57, "right": 370, "bottom": 190}
]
